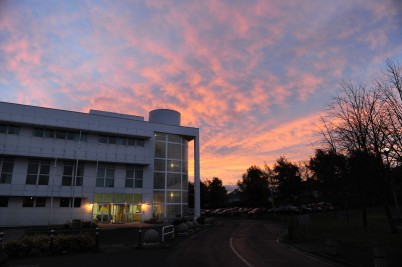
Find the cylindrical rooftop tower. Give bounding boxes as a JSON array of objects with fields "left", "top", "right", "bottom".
[{"left": 149, "top": 109, "right": 181, "bottom": 126}]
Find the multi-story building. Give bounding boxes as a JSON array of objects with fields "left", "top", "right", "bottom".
[{"left": 0, "top": 101, "right": 200, "bottom": 227}]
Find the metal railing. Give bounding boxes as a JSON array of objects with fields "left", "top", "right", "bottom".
[{"left": 161, "top": 225, "right": 174, "bottom": 243}]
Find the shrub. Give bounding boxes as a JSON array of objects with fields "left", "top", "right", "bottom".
[{"left": 3, "top": 233, "right": 95, "bottom": 258}]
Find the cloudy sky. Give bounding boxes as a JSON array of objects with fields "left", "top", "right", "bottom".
[{"left": 1, "top": 0, "right": 402, "bottom": 188}]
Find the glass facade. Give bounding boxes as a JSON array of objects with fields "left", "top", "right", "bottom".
[{"left": 153, "top": 132, "right": 188, "bottom": 219}]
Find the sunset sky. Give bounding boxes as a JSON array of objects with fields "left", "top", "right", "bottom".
[{"left": 1, "top": 0, "right": 402, "bottom": 190}]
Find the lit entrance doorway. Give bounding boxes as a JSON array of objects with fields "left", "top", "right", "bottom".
[{"left": 111, "top": 204, "right": 126, "bottom": 224}]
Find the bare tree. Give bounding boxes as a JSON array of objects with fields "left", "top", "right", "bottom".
[{"left": 318, "top": 72, "right": 398, "bottom": 233}]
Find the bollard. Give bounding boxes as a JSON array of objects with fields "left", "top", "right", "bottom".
[
  {"left": 373, "top": 244, "right": 388, "bottom": 267},
  {"left": 95, "top": 227, "right": 100, "bottom": 251},
  {"left": 325, "top": 238, "right": 337, "bottom": 256},
  {"left": 0, "top": 232, "right": 4, "bottom": 245},
  {"left": 136, "top": 226, "right": 143, "bottom": 249},
  {"left": 49, "top": 229, "right": 55, "bottom": 253}
]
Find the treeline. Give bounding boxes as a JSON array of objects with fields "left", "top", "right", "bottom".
[{"left": 190, "top": 59, "right": 402, "bottom": 234}]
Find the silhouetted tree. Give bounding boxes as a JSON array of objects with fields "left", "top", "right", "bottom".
[
  {"left": 238, "top": 165, "right": 270, "bottom": 207},
  {"left": 308, "top": 149, "right": 348, "bottom": 207},
  {"left": 272, "top": 157, "right": 303, "bottom": 205},
  {"left": 205, "top": 177, "right": 227, "bottom": 208},
  {"left": 317, "top": 59, "right": 401, "bottom": 233}
]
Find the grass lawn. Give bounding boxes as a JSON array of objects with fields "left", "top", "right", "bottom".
[{"left": 287, "top": 207, "right": 401, "bottom": 266}]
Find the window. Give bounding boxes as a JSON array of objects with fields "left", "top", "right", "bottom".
[
  {"left": 0, "top": 124, "right": 6, "bottom": 133},
  {"left": 26, "top": 160, "right": 51, "bottom": 185},
  {"left": 154, "top": 159, "right": 165, "bottom": 171},
  {"left": 60, "top": 197, "right": 81, "bottom": 207},
  {"left": 33, "top": 128, "right": 44, "bottom": 137},
  {"left": 98, "top": 135, "right": 108, "bottom": 144},
  {"left": 7, "top": 125, "right": 19, "bottom": 135},
  {"left": 108, "top": 136, "right": 117, "bottom": 144},
  {"left": 62, "top": 161, "right": 84, "bottom": 186},
  {"left": 0, "top": 124, "right": 19, "bottom": 135},
  {"left": 80, "top": 133, "right": 88, "bottom": 142},
  {"left": 167, "top": 173, "right": 181, "bottom": 189},
  {"left": 167, "top": 160, "right": 181, "bottom": 172},
  {"left": 117, "top": 137, "right": 126, "bottom": 145},
  {"left": 125, "top": 166, "right": 143, "bottom": 188},
  {"left": 35, "top": 197, "right": 46, "bottom": 207},
  {"left": 127, "top": 138, "right": 136, "bottom": 146},
  {"left": 96, "top": 164, "right": 114, "bottom": 187},
  {"left": 167, "top": 143, "right": 181, "bottom": 159},
  {"left": 0, "top": 196, "right": 8, "bottom": 207},
  {"left": 67, "top": 131, "right": 77, "bottom": 140},
  {"left": 155, "top": 142, "right": 166, "bottom": 158},
  {"left": 22, "top": 197, "right": 35, "bottom": 207},
  {"left": 0, "top": 157, "right": 14, "bottom": 184},
  {"left": 136, "top": 139, "right": 145, "bottom": 147},
  {"left": 55, "top": 130, "right": 66, "bottom": 139},
  {"left": 154, "top": 173, "right": 165, "bottom": 189},
  {"left": 60, "top": 198, "right": 70, "bottom": 207},
  {"left": 44, "top": 129, "right": 54, "bottom": 138}
]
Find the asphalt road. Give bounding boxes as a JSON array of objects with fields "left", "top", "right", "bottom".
[
  {"left": 7, "top": 218, "right": 336, "bottom": 267},
  {"left": 165, "top": 218, "right": 333, "bottom": 267}
]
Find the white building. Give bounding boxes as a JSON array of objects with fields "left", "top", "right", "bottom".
[{"left": 0, "top": 101, "right": 200, "bottom": 227}]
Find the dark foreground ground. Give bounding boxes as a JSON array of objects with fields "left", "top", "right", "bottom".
[{"left": 2, "top": 214, "right": 402, "bottom": 267}]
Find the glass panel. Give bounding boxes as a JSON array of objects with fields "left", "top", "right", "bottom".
[
  {"left": 182, "top": 175, "right": 188, "bottom": 190},
  {"left": 124, "top": 194, "right": 133, "bottom": 202},
  {"left": 80, "top": 133, "right": 88, "bottom": 142},
  {"left": 56, "top": 131, "right": 66, "bottom": 139},
  {"left": 135, "top": 179, "right": 143, "bottom": 188},
  {"left": 114, "top": 194, "right": 124, "bottom": 202},
  {"left": 166, "top": 204, "right": 182, "bottom": 218},
  {"left": 60, "top": 198, "right": 70, "bottom": 207},
  {"left": 23, "top": 197, "right": 35, "bottom": 207},
  {"left": 136, "top": 139, "right": 144, "bottom": 147},
  {"left": 127, "top": 138, "right": 136, "bottom": 146},
  {"left": 1, "top": 174, "right": 12, "bottom": 184},
  {"left": 155, "top": 142, "right": 166, "bottom": 158},
  {"left": 26, "top": 174, "right": 37, "bottom": 185},
  {"left": 33, "top": 128, "right": 43, "bottom": 137},
  {"left": 134, "top": 194, "right": 142, "bottom": 203},
  {"left": 117, "top": 137, "right": 126, "bottom": 145},
  {"left": 155, "top": 132, "right": 166, "bottom": 141},
  {"left": 104, "top": 194, "right": 113, "bottom": 202},
  {"left": 96, "top": 178, "right": 104, "bottom": 187},
  {"left": 167, "top": 143, "right": 181, "bottom": 159},
  {"left": 106, "top": 178, "right": 114, "bottom": 187},
  {"left": 38, "top": 175, "right": 49, "bottom": 185},
  {"left": 167, "top": 134, "right": 181, "bottom": 143},
  {"left": 153, "top": 191, "right": 164, "bottom": 203},
  {"left": 98, "top": 135, "right": 108, "bottom": 143},
  {"left": 36, "top": 197, "right": 46, "bottom": 207},
  {"left": 167, "top": 173, "right": 181, "bottom": 189},
  {"left": 0, "top": 196, "right": 8, "bottom": 207},
  {"left": 44, "top": 129, "right": 54, "bottom": 138},
  {"left": 67, "top": 132, "right": 77, "bottom": 140},
  {"left": 125, "top": 179, "right": 133, "bottom": 188},
  {"left": 126, "top": 169, "right": 134, "bottom": 178},
  {"left": 8, "top": 126, "right": 19, "bottom": 135},
  {"left": 167, "top": 160, "right": 181, "bottom": 172},
  {"left": 167, "top": 191, "right": 181, "bottom": 203},
  {"left": 153, "top": 172, "right": 165, "bottom": 189},
  {"left": 108, "top": 136, "right": 117, "bottom": 144},
  {"left": 135, "top": 169, "right": 143, "bottom": 178},
  {"left": 154, "top": 159, "right": 165, "bottom": 171},
  {"left": 73, "top": 198, "right": 81, "bottom": 207},
  {"left": 94, "top": 193, "right": 103, "bottom": 202},
  {"left": 0, "top": 125, "right": 6, "bottom": 133}
]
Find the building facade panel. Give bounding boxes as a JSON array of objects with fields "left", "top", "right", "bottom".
[{"left": 0, "top": 102, "right": 200, "bottom": 227}]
